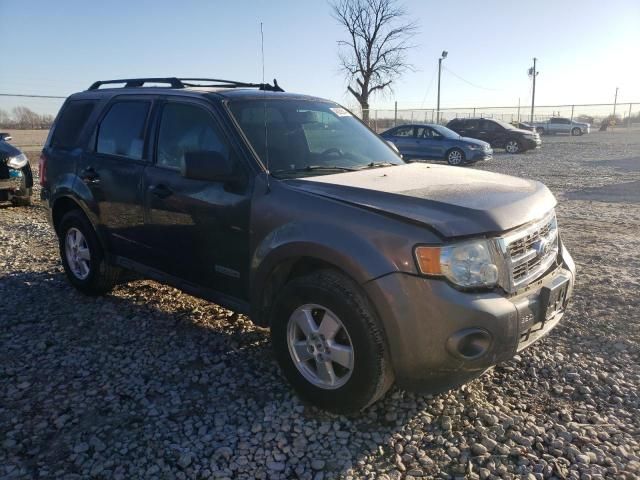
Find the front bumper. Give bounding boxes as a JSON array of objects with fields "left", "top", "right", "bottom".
[
  {"left": 469, "top": 149, "right": 493, "bottom": 162},
  {"left": 522, "top": 137, "right": 542, "bottom": 150},
  {"left": 364, "top": 244, "right": 575, "bottom": 393}
]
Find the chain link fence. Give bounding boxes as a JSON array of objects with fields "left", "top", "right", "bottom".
[{"left": 364, "top": 103, "right": 640, "bottom": 133}]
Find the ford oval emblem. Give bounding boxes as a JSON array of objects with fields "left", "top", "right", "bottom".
[{"left": 534, "top": 238, "right": 549, "bottom": 257}]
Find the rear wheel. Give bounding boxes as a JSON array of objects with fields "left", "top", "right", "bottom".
[
  {"left": 270, "top": 269, "right": 394, "bottom": 413},
  {"left": 58, "top": 210, "right": 120, "bottom": 295},
  {"left": 505, "top": 139, "right": 522, "bottom": 154},
  {"left": 446, "top": 148, "right": 465, "bottom": 166},
  {"left": 571, "top": 127, "right": 582, "bottom": 136}
]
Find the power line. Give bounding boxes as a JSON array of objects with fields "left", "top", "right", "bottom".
[
  {"left": 442, "top": 66, "right": 500, "bottom": 91},
  {"left": 0, "top": 93, "right": 66, "bottom": 99}
]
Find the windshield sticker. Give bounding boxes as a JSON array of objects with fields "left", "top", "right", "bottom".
[{"left": 330, "top": 107, "right": 351, "bottom": 117}]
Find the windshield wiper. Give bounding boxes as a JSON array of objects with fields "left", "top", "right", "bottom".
[
  {"left": 358, "top": 161, "right": 397, "bottom": 170},
  {"left": 272, "top": 165, "right": 358, "bottom": 176}
]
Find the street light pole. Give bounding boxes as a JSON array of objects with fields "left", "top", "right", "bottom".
[
  {"left": 529, "top": 57, "right": 538, "bottom": 123},
  {"left": 436, "top": 50, "right": 447, "bottom": 124}
]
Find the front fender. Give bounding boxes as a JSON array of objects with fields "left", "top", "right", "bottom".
[{"left": 250, "top": 220, "right": 400, "bottom": 318}]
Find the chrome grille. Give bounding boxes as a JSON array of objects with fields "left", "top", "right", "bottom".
[{"left": 496, "top": 211, "right": 559, "bottom": 292}]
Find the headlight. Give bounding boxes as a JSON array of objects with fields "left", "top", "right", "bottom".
[
  {"left": 467, "top": 144, "right": 481, "bottom": 150},
  {"left": 7, "top": 153, "right": 28, "bottom": 169},
  {"left": 415, "top": 239, "right": 500, "bottom": 288}
]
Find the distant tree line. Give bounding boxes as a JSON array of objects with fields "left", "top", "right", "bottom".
[{"left": 0, "top": 106, "right": 54, "bottom": 129}]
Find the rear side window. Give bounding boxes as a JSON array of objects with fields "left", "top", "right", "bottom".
[
  {"left": 96, "top": 101, "right": 150, "bottom": 160},
  {"left": 51, "top": 100, "right": 97, "bottom": 149}
]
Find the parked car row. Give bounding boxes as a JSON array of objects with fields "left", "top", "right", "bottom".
[
  {"left": 381, "top": 114, "right": 592, "bottom": 166},
  {"left": 382, "top": 117, "right": 541, "bottom": 164},
  {"left": 39, "top": 77, "right": 575, "bottom": 412}
]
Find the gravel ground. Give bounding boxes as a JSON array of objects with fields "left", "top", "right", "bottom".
[{"left": 1, "top": 129, "right": 639, "bottom": 479}]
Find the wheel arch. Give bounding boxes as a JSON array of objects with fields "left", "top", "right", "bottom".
[
  {"left": 51, "top": 195, "right": 108, "bottom": 251},
  {"left": 250, "top": 228, "right": 398, "bottom": 327}
]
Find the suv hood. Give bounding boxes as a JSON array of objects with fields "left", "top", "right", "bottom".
[
  {"left": 0, "top": 141, "right": 21, "bottom": 160},
  {"left": 510, "top": 128, "right": 535, "bottom": 135},
  {"left": 287, "top": 163, "right": 556, "bottom": 237}
]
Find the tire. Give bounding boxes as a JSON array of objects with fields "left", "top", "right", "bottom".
[
  {"left": 10, "top": 176, "right": 32, "bottom": 206},
  {"left": 58, "top": 209, "right": 120, "bottom": 295},
  {"left": 571, "top": 127, "right": 582, "bottom": 136},
  {"left": 11, "top": 189, "right": 32, "bottom": 206},
  {"left": 446, "top": 148, "right": 465, "bottom": 166},
  {"left": 270, "top": 269, "right": 394, "bottom": 413},
  {"left": 505, "top": 139, "right": 522, "bottom": 154}
]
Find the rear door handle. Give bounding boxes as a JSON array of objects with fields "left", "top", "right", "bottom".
[
  {"left": 150, "top": 184, "right": 173, "bottom": 199},
  {"left": 81, "top": 166, "right": 100, "bottom": 184}
]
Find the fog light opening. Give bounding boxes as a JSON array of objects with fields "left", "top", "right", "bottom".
[{"left": 447, "top": 328, "right": 492, "bottom": 360}]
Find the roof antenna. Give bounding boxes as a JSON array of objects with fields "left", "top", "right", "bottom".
[{"left": 261, "top": 22, "right": 271, "bottom": 191}]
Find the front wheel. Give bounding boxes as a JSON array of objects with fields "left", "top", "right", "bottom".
[
  {"left": 505, "top": 139, "right": 522, "bottom": 154},
  {"left": 270, "top": 270, "right": 394, "bottom": 413},
  {"left": 446, "top": 148, "right": 465, "bottom": 166},
  {"left": 58, "top": 210, "right": 120, "bottom": 295},
  {"left": 571, "top": 127, "right": 582, "bottom": 136}
]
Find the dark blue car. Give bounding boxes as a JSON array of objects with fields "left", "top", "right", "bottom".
[{"left": 381, "top": 123, "right": 492, "bottom": 166}]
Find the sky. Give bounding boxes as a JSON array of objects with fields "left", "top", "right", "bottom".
[{"left": 1, "top": 0, "right": 639, "bottom": 116}]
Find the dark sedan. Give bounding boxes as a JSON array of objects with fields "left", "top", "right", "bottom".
[{"left": 381, "top": 124, "right": 492, "bottom": 166}]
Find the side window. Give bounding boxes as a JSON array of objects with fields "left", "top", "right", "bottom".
[
  {"left": 51, "top": 100, "right": 97, "bottom": 149},
  {"left": 416, "top": 127, "right": 440, "bottom": 138},
  {"left": 481, "top": 120, "right": 498, "bottom": 132},
  {"left": 157, "top": 103, "right": 229, "bottom": 171},
  {"left": 392, "top": 125, "right": 414, "bottom": 137},
  {"left": 97, "top": 101, "right": 150, "bottom": 159},
  {"left": 465, "top": 120, "right": 478, "bottom": 130}
]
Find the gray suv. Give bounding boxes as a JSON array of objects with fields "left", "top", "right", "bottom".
[{"left": 41, "top": 78, "right": 576, "bottom": 413}]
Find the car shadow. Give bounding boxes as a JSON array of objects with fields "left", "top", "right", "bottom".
[{"left": 0, "top": 268, "right": 515, "bottom": 478}]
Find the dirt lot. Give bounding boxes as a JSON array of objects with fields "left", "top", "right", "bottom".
[{"left": 1, "top": 129, "right": 639, "bottom": 479}]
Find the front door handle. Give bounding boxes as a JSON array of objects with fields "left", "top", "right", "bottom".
[
  {"left": 150, "top": 184, "right": 173, "bottom": 199},
  {"left": 81, "top": 166, "right": 100, "bottom": 184}
]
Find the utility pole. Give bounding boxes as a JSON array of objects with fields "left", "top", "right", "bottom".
[
  {"left": 613, "top": 87, "right": 619, "bottom": 119},
  {"left": 436, "top": 50, "right": 448, "bottom": 124},
  {"left": 528, "top": 57, "right": 538, "bottom": 123}
]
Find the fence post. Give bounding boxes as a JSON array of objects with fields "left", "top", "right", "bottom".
[
  {"left": 431, "top": 109, "right": 434, "bottom": 122},
  {"left": 570, "top": 105, "right": 574, "bottom": 123},
  {"left": 394, "top": 101, "right": 398, "bottom": 127},
  {"left": 473, "top": 108, "right": 476, "bottom": 117},
  {"left": 410, "top": 111, "right": 414, "bottom": 122},
  {"left": 629, "top": 103, "right": 633, "bottom": 128}
]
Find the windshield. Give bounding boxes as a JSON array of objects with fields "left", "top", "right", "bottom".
[
  {"left": 492, "top": 119, "right": 516, "bottom": 130},
  {"left": 430, "top": 125, "right": 460, "bottom": 138},
  {"left": 228, "top": 99, "right": 404, "bottom": 178}
]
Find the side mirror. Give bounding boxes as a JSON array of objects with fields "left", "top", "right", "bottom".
[{"left": 182, "top": 150, "right": 235, "bottom": 182}]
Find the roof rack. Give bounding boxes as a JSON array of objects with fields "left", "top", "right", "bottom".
[{"left": 87, "top": 77, "right": 284, "bottom": 92}]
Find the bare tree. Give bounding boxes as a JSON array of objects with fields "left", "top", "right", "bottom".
[
  {"left": 12, "top": 106, "right": 41, "bottom": 129},
  {"left": 332, "top": 0, "right": 417, "bottom": 122},
  {"left": 0, "top": 108, "right": 10, "bottom": 128}
]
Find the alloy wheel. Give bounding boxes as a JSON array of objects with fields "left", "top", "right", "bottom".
[
  {"left": 65, "top": 228, "right": 91, "bottom": 280},
  {"left": 506, "top": 140, "right": 520, "bottom": 153},
  {"left": 448, "top": 150, "right": 463, "bottom": 165},
  {"left": 286, "top": 304, "right": 354, "bottom": 389}
]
